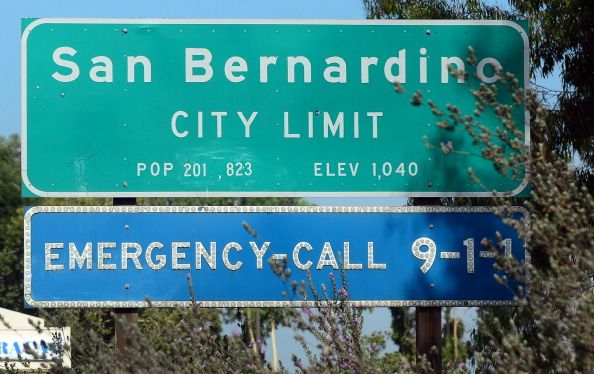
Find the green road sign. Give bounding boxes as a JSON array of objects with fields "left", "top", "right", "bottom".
[{"left": 22, "top": 19, "right": 528, "bottom": 197}]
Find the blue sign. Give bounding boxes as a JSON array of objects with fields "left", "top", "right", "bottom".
[{"left": 24, "top": 206, "right": 526, "bottom": 307}]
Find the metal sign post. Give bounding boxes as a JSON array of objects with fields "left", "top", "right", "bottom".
[
  {"left": 416, "top": 306, "right": 442, "bottom": 372},
  {"left": 113, "top": 197, "right": 137, "bottom": 372}
]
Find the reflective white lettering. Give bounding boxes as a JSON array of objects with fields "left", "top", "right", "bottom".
[
  {"left": 384, "top": 49, "right": 406, "bottom": 83},
  {"left": 171, "top": 111, "right": 189, "bottom": 138},
  {"left": 89, "top": 56, "right": 113, "bottom": 82},
  {"left": 223, "top": 242, "right": 243, "bottom": 270},
  {"left": 172, "top": 242, "right": 191, "bottom": 270},
  {"left": 127, "top": 56, "right": 152, "bottom": 82},
  {"left": 52, "top": 47, "right": 80, "bottom": 82},
  {"left": 45, "top": 243, "right": 64, "bottom": 271},
  {"left": 186, "top": 48, "right": 213, "bottom": 82},
  {"left": 224, "top": 56, "right": 247, "bottom": 82}
]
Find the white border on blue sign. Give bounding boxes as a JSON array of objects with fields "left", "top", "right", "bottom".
[{"left": 23, "top": 205, "right": 529, "bottom": 308}]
